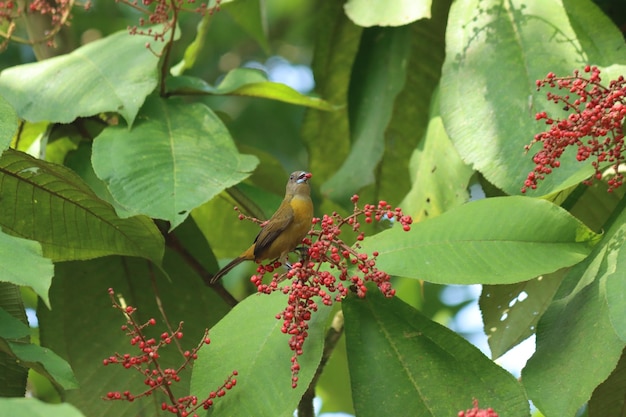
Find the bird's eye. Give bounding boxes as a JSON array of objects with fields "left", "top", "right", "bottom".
[{"left": 296, "top": 172, "right": 309, "bottom": 184}]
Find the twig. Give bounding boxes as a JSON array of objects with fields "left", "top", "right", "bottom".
[{"left": 148, "top": 262, "right": 185, "bottom": 355}]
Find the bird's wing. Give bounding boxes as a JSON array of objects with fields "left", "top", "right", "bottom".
[{"left": 253, "top": 204, "right": 294, "bottom": 259}]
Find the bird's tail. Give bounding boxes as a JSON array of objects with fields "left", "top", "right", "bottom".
[{"left": 209, "top": 256, "right": 246, "bottom": 284}]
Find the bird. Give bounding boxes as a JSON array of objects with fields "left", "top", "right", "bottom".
[{"left": 210, "top": 170, "right": 313, "bottom": 284}]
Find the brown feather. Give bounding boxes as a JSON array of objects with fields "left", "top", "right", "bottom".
[
  {"left": 253, "top": 203, "right": 294, "bottom": 259},
  {"left": 210, "top": 171, "right": 313, "bottom": 284}
]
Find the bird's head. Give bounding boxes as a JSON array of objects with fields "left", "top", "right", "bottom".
[{"left": 287, "top": 171, "right": 312, "bottom": 196}]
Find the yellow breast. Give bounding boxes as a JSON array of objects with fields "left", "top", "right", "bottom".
[{"left": 262, "top": 194, "right": 313, "bottom": 260}]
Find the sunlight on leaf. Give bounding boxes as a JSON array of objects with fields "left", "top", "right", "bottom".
[
  {"left": 400, "top": 88, "right": 473, "bottom": 221},
  {"left": 522, "top": 216, "right": 626, "bottom": 417},
  {"left": 344, "top": 0, "right": 431, "bottom": 27},
  {"left": 0, "top": 96, "right": 17, "bottom": 152},
  {"left": 0, "top": 27, "right": 174, "bottom": 126},
  {"left": 92, "top": 96, "right": 258, "bottom": 229},
  {"left": 0, "top": 398, "right": 86, "bottom": 417},
  {"left": 440, "top": 0, "right": 626, "bottom": 196},
  {"left": 361, "top": 196, "right": 599, "bottom": 284},
  {"left": 480, "top": 271, "right": 564, "bottom": 359},
  {"left": 167, "top": 69, "right": 335, "bottom": 111}
]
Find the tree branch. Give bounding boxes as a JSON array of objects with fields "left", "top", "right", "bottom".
[{"left": 165, "top": 231, "right": 238, "bottom": 307}]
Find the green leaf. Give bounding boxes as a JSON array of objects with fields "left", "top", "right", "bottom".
[
  {"left": 343, "top": 285, "right": 530, "bottom": 416},
  {"left": 302, "top": 0, "right": 361, "bottom": 188},
  {"left": 64, "top": 142, "right": 134, "bottom": 218},
  {"left": 344, "top": 0, "right": 431, "bottom": 27},
  {"left": 480, "top": 271, "right": 564, "bottom": 359},
  {"left": 522, "top": 220, "right": 626, "bottom": 416},
  {"left": 5, "top": 342, "right": 78, "bottom": 390},
  {"left": 0, "top": 27, "right": 172, "bottom": 126},
  {"left": 399, "top": 87, "right": 473, "bottom": 222},
  {"left": 588, "top": 349, "right": 626, "bottom": 417},
  {"left": 92, "top": 96, "right": 258, "bottom": 229},
  {"left": 376, "top": 4, "right": 452, "bottom": 206},
  {"left": 191, "top": 291, "right": 330, "bottom": 417},
  {"left": 222, "top": 0, "right": 269, "bottom": 53},
  {"left": 170, "top": 24, "right": 207, "bottom": 76},
  {"left": 0, "top": 308, "right": 78, "bottom": 391},
  {"left": 10, "top": 121, "right": 47, "bottom": 153},
  {"left": 0, "top": 284, "right": 29, "bottom": 397},
  {"left": 606, "top": 227, "right": 626, "bottom": 341},
  {"left": 167, "top": 69, "right": 335, "bottom": 111},
  {"left": 172, "top": 0, "right": 267, "bottom": 75},
  {"left": 0, "top": 231, "right": 54, "bottom": 308},
  {"left": 568, "top": 180, "right": 625, "bottom": 233},
  {"left": 0, "top": 398, "right": 86, "bottom": 417},
  {"left": 562, "top": 0, "right": 626, "bottom": 65},
  {"left": 360, "top": 196, "right": 598, "bottom": 284},
  {"left": 0, "top": 95, "right": 18, "bottom": 151},
  {"left": 440, "top": 0, "right": 626, "bottom": 196},
  {"left": 38, "top": 255, "right": 231, "bottom": 417},
  {"left": 170, "top": 214, "right": 220, "bottom": 281},
  {"left": 0, "top": 149, "right": 164, "bottom": 263},
  {"left": 0, "top": 306, "right": 30, "bottom": 340},
  {"left": 322, "top": 26, "right": 411, "bottom": 201}
]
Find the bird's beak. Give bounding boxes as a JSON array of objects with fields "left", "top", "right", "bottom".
[{"left": 297, "top": 172, "right": 312, "bottom": 184}]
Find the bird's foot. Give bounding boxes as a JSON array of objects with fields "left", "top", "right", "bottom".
[{"left": 294, "top": 246, "right": 308, "bottom": 262}]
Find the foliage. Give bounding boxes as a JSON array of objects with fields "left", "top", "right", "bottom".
[{"left": 0, "top": 1, "right": 626, "bottom": 417}]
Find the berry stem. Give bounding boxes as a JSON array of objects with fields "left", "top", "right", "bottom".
[
  {"left": 149, "top": 262, "right": 185, "bottom": 355},
  {"left": 104, "top": 288, "right": 234, "bottom": 416},
  {"left": 158, "top": 0, "right": 178, "bottom": 96}
]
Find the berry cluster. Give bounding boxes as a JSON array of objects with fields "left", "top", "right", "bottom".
[
  {"left": 121, "top": 0, "right": 219, "bottom": 43},
  {"left": 103, "top": 288, "right": 237, "bottom": 417},
  {"left": 0, "top": 0, "right": 87, "bottom": 48},
  {"left": 28, "top": 0, "right": 75, "bottom": 25},
  {"left": 523, "top": 65, "right": 626, "bottom": 193},
  {"left": 457, "top": 399, "right": 499, "bottom": 417},
  {"left": 0, "top": 0, "right": 16, "bottom": 29},
  {"left": 246, "top": 195, "right": 412, "bottom": 387}
]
